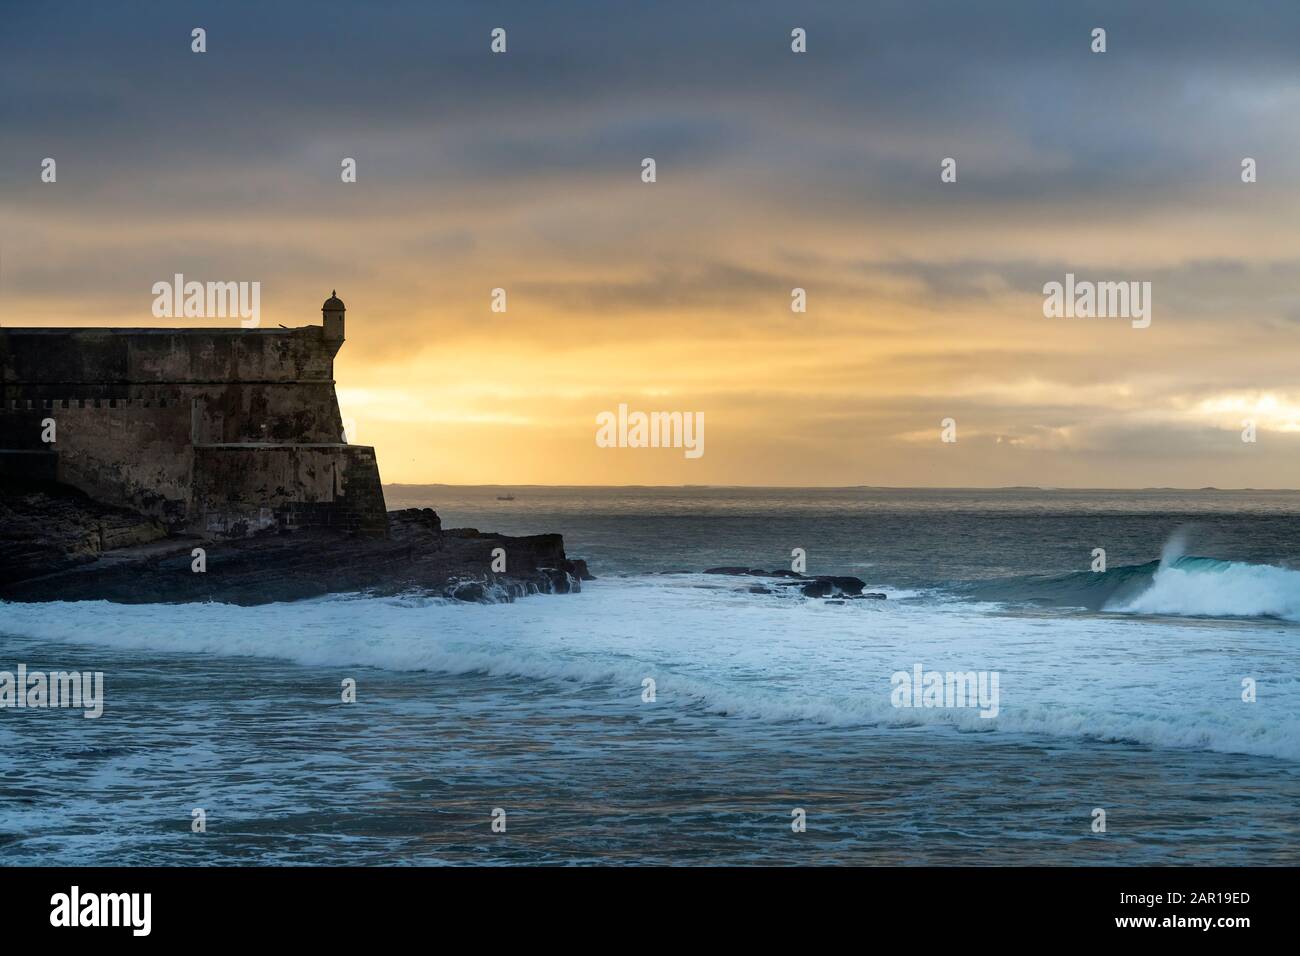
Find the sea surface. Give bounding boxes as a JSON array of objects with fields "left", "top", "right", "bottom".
[{"left": 2, "top": 487, "right": 1298, "bottom": 865}]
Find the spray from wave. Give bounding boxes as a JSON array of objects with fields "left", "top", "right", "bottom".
[
  {"left": 1106, "top": 555, "right": 1300, "bottom": 622},
  {"left": 960, "top": 528, "right": 1300, "bottom": 622},
  {"left": 1100, "top": 524, "right": 1300, "bottom": 621}
]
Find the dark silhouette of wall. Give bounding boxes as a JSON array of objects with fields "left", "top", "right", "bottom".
[{"left": 0, "top": 299, "right": 387, "bottom": 537}]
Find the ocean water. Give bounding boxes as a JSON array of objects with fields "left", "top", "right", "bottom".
[{"left": 2, "top": 487, "right": 1298, "bottom": 865}]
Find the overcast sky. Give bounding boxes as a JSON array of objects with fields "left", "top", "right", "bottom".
[{"left": 4, "top": 1, "right": 1300, "bottom": 486}]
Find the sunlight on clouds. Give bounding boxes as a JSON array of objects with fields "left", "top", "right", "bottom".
[
  {"left": 1193, "top": 393, "right": 1300, "bottom": 432},
  {"left": 9, "top": 1, "right": 1300, "bottom": 487}
]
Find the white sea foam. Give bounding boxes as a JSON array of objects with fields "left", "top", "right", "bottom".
[
  {"left": 1108, "top": 557, "right": 1300, "bottom": 622},
  {"left": 2, "top": 575, "right": 1296, "bottom": 761}
]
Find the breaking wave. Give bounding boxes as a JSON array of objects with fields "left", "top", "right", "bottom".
[
  {"left": 2, "top": 572, "right": 1297, "bottom": 761},
  {"left": 1105, "top": 556, "right": 1300, "bottom": 621},
  {"left": 961, "top": 545, "right": 1300, "bottom": 622}
]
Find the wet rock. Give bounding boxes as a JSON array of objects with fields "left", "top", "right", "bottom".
[
  {"left": 538, "top": 567, "right": 573, "bottom": 594},
  {"left": 0, "top": 480, "right": 167, "bottom": 585},
  {"left": 450, "top": 581, "right": 486, "bottom": 602},
  {"left": 705, "top": 565, "right": 869, "bottom": 598},
  {"left": 0, "top": 486, "right": 591, "bottom": 606},
  {"left": 811, "top": 576, "right": 865, "bottom": 596}
]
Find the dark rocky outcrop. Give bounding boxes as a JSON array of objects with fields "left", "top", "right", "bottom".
[
  {"left": 704, "top": 566, "right": 886, "bottom": 600},
  {"left": 0, "top": 481, "right": 168, "bottom": 582},
  {"left": 1, "top": 482, "right": 593, "bottom": 605}
]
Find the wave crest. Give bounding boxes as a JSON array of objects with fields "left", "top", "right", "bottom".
[{"left": 1106, "top": 555, "right": 1300, "bottom": 621}]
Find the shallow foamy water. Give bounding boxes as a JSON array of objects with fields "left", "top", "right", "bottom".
[{"left": 2, "top": 575, "right": 1297, "bottom": 864}]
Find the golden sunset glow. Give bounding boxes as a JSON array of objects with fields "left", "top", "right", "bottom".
[{"left": 7, "top": 4, "right": 1300, "bottom": 487}]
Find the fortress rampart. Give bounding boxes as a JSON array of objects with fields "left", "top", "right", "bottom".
[{"left": 0, "top": 294, "right": 388, "bottom": 537}]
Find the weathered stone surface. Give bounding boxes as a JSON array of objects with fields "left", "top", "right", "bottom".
[
  {"left": 0, "top": 306, "right": 387, "bottom": 538},
  {"left": 0, "top": 480, "right": 167, "bottom": 584},
  {"left": 192, "top": 444, "right": 387, "bottom": 537}
]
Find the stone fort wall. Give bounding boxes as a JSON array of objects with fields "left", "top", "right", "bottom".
[{"left": 0, "top": 320, "right": 388, "bottom": 537}]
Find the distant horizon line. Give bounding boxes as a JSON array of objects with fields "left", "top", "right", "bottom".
[{"left": 383, "top": 483, "right": 1300, "bottom": 493}]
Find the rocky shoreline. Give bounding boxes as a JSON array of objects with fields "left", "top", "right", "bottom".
[
  {"left": 0, "top": 481, "right": 592, "bottom": 605},
  {"left": 1, "top": 483, "right": 893, "bottom": 608},
  {"left": 704, "top": 566, "right": 886, "bottom": 600}
]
